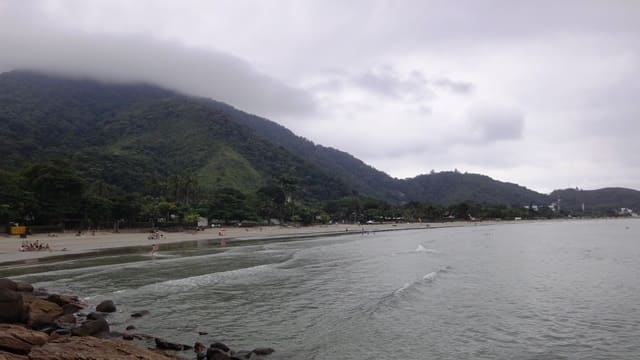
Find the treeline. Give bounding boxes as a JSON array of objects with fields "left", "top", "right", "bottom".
[{"left": 1, "top": 161, "right": 561, "bottom": 232}]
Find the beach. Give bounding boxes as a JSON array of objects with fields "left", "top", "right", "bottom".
[{"left": 0, "top": 222, "right": 474, "bottom": 266}]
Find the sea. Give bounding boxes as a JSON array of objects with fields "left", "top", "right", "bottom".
[{"left": 3, "top": 219, "right": 640, "bottom": 360}]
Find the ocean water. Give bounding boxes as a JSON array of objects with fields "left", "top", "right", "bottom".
[{"left": 5, "top": 219, "right": 640, "bottom": 359}]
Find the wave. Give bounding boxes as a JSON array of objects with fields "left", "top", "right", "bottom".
[{"left": 395, "top": 244, "right": 440, "bottom": 255}]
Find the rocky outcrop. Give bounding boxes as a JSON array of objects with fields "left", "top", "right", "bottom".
[
  {"left": 14, "top": 283, "right": 32, "bottom": 293},
  {"left": 0, "top": 289, "right": 24, "bottom": 324},
  {"left": 0, "top": 324, "right": 48, "bottom": 355},
  {"left": 95, "top": 300, "right": 116, "bottom": 313},
  {"left": 25, "top": 299, "right": 64, "bottom": 329},
  {"left": 0, "top": 351, "right": 28, "bottom": 360},
  {"left": 71, "top": 317, "right": 109, "bottom": 337},
  {"left": 131, "top": 310, "right": 150, "bottom": 318},
  {"left": 0, "top": 280, "right": 17, "bottom": 292},
  {"left": 27, "top": 337, "right": 179, "bottom": 360},
  {"left": 46, "top": 294, "right": 82, "bottom": 308},
  {"left": 154, "top": 338, "right": 192, "bottom": 351}
]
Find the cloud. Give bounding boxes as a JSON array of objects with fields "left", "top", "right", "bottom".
[
  {"left": 0, "top": 4, "right": 315, "bottom": 118},
  {"left": 468, "top": 104, "right": 525, "bottom": 142}
]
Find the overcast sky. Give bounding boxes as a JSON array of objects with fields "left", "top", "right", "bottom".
[{"left": 1, "top": 0, "right": 639, "bottom": 193}]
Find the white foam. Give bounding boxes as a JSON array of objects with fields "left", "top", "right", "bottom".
[{"left": 422, "top": 272, "right": 438, "bottom": 282}]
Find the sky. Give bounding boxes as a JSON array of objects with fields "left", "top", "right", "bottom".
[{"left": 1, "top": 0, "right": 639, "bottom": 193}]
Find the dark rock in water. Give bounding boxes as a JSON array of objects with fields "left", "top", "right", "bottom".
[
  {"left": 0, "top": 288, "right": 25, "bottom": 323},
  {"left": 252, "top": 348, "right": 275, "bottom": 356},
  {"left": 0, "top": 278, "right": 18, "bottom": 291},
  {"left": 211, "top": 342, "right": 231, "bottom": 353},
  {"left": 62, "top": 303, "right": 84, "bottom": 315},
  {"left": 71, "top": 317, "right": 109, "bottom": 337},
  {"left": 0, "top": 324, "right": 48, "bottom": 355},
  {"left": 206, "top": 348, "right": 231, "bottom": 360},
  {"left": 86, "top": 312, "right": 105, "bottom": 321},
  {"left": 122, "top": 333, "right": 134, "bottom": 340},
  {"left": 53, "top": 328, "right": 72, "bottom": 336},
  {"left": 125, "top": 325, "right": 136, "bottom": 330},
  {"left": 96, "top": 300, "right": 116, "bottom": 313},
  {"left": 15, "top": 282, "right": 33, "bottom": 293},
  {"left": 131, "top": 310, "right": 150, "bottom": 318},
  {"left": 198, "top": 331, "right": 208, "bottom": 335},
  {"left": 154, "top": 337, "right": 193, "bottom": 351}
]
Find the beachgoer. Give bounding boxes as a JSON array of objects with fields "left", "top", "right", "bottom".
[{"left": 151, "top": 244, "right": 159, "bottom": 256}]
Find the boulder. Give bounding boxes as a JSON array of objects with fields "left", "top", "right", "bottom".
[
  {"left": 252, "top": 348, "right": 275, "bottom": 356},
  {"left": 0, "top": 279, "right": 17, "bottom": 291},
  {"left": 46, "top": 294, "right": 81, "bottom": 308},
  {"left": 96, "top": 300, "right": 116, "bottom": 313},
  {"left": 0, "top": 324, "right": 48, "bottom": 355},
  {"left": 0, "top": 351, "right": 28, "bottom": 360},
  {"left": 71, "top": 317, "right": 109, "bottom": 337},
  {"left": 14, "top": 283, "right": 33, "bottom": 293},
  {"left": 26, "top": 299, "right": 64, "bottom": 328},
  {"left": 0, "top": 289, "right": 25, "bottom": 323},
  {"left": 125, "top": 325, "right": 136, "bottom": 331},
  {"left": 62, "top": 303, "right": 84, "bottom": 315},
  {"left": 154, "top": 338, "right": 192, "bottom": 351},
  {"left": 131, "top": 310, "right": 150, "bottom": 318},
  {"left": 27, "top": 336, "right": 179, "bottom": 359},
  {"left": 55, "top": 314, "right": 76, "bottom": 326},
  {"left": 206, "top": 349, "right": 231, "bottom": 360}
]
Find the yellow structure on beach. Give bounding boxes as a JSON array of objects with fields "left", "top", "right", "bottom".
[{"left": 10, "top": 226, "right": 27, "bottom": 235}]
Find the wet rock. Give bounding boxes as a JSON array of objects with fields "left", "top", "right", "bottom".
[
  {"left": 198, "top": 331, "right": 208, "bottom": 335},
  {"left": 122, "top": 333, "right": 134, "bottom": 341},
  {"left": 71, "top": 317, "right": 109, "bottom": 337},
  {"left": 55, "top": 314, "right": 76, "bottom": 326},
  {"left": 251, "top": 348, "right": 275, "bottom": 356},
  {"left": 14, "top": 283, "right": 33, "bottom": 293},
  {"left": 0, "top": 324, "right": 48, "bottom": 355},
  {"left": 206, "top": 349, "right": 231, "bottom": 360},
  {"left": 125, "top": 325, "right": 136, "bottom": 331},
  {"left": 0, "top": 279, "right": 17, "bottom": 291},
  {"left": 154, "top": 337, "right": 192, "bottom": 351},
  {"left": 26, "top": 298, "right": 64, "bottom": 328},
  {"left": 0, "top": 289, "right": 25, "bottom": 323},
  {"left": 86, "top": 312, "right": 105, "bottom": 321},
  {"left": 96, "top": 300, "right": 116, "bottom": 313},
  {"left": 211, "top": 342, "right": 231, "bottom": 353},
  {"left": 32, "top": 288, "right": 49, "bottom": 297},
  {"left": 46, "top": 294, "right": 80, "bottom": 308},
  {"left": 131, "top": 310, "right": 150, "bottom": 318},
  {"left": 62, "top": 303, "right": 84, "bottom": 315},
  {"left": 28, "top": 336, "right": 179, "bottom": 359}
]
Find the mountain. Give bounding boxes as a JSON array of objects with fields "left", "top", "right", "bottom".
[
  {"left": 0, "top": 71, "right": 349, "bottom": 202},
  {"left": 549, "top": 188, "right": 640, "bottom": 214},
  {"left": 404, "top": 171, "right": 549, "bottom": 205},
  {"left": 5, "top": 70, "right": 630, "bottom": 211}
]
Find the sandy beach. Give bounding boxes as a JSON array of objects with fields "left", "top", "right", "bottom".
[{"left": 0, "top": 222, "right": 480, "bottom": 265}]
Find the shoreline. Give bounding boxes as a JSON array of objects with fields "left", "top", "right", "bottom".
[{"left": 0, "top": 221, "right": 486, "bottom": 267}]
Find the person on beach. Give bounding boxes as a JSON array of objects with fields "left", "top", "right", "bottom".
[{"left": 150, "top": 243, "right": 159, "bottom": 256}]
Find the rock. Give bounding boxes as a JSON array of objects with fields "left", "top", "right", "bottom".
[
  {"left": 26, "top": 299, "right": 64, "bottom": 328},
  {"left": 131, "top": 310, "right": 150, "bottom": 318},
  {"left": 154, "top": 338, "right": 192, "bottom": 351},
  {"left": 122, "top": 333, "right": 134, "bottom": 340},
  {"left": 211, "top": 342, "right": 231, "bottom": 353},
  {"left": 86, "top": 312, "right": 105, "bottom": 321},
  {"left": 62, "top": 303, "right": 84, "bottom": 315},
  {"left": 0, "top": 279, "right": 17, "bottom": 291},
  {"left": 252, "top": 348, "right": 275, "bottom": 356},
  {"left": 55, "top": 314, "right": 76, "bottom": 326},
  {"left": 0, "top": 324, "right": 48, "bottom": 355},
  {"left": 96, "top": 300, "right": 116, "bottom": 313},
  {"left": 206, "top": 349, "right": 231, "bottom": 360},
  {"left": 32, "top": 288, "right": 49, "bottom": 297},
  {"left": 71, "top": 317, "right": 109, "bottom": 337},
  {"left": 14, "top": 283, "right": 33, "bottom": 293},
  {"left": 125, "top": 325, "right": 136, "bottom": 331},
  {"left": 0, "top": 351, "right": 28, "bottom": 360},
  {"left": 198, "top": 331, "right": 208, "bottom": 335},
  {"left": 28, "top": 336, "right": 179, "bottom": 359},
  {"left": 46, "top": 294, "right": 81, "bottom": 308},
  {"left": 0, "top": 289, "right": 25, "bottom": 324}
]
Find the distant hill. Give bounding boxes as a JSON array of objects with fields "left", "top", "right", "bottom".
[
  {"left": 550, "top": 188, "right": 640, "bottom": 213},
  {"left": 3, "top": 70, "right": 637, "bottom": 211},
  {"left": 404, "top": 171, "right": 549, "bottom": 205},
  {"left": 0, "top": 71, "right": 349, "bottom": 202}
]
